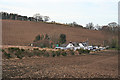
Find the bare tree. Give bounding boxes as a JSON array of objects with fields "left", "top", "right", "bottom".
[
  {"left": 95, "top": 24, "right": 101, "bottom": 30},
  {"left": 33, "top": 13, "right": 43, "bottom": 22},
  {"left": 86, "top": 22, "right": 94, "bottom": 30},
  {"left": 43, "top": 16, "right": 50, "bottom": 22},
  {"left": 108, "top": 22, "right": 118, "bottom": 28},
  {"left": 50, "top": 33, "right": 59, "bottom": 44}
]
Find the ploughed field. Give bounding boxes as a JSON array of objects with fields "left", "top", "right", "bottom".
[
  {"left": 2, "top": 50, "right": 118, "bottom": 78},
  {"left": 2, "top": 20, "right": 112, "bottom": 46}
]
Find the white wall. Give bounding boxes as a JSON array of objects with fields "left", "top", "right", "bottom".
[
  {"left": 66, "top": 43, "right": 74, "bottom": 48},
  {"left": 79, "top": 43, "right": 84, "bottom": 48}
]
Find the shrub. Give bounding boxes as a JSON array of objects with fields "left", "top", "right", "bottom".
[
  {"left": 41, "top": 50, "right": 46, "bottom": 54},
  {"left": 51, "top": 51, "right": 56, "bottom": 57},
  {"left": 59, "top": 34, "right": 66, "bottom": 44},
  {"left": 77, "top": 49, "right": 90, "bottom": 54},
  {"left": 33, "top": 48, "right": 39, "bottom": 50},
  {"left": 110, "top": 39, "right": 119, "bottom": 49},
  {"left": 8, "top": 47, "right": 20, "bottom": 53},
  {"left": 34, "top": 34, "right": 41, "bottom": 42},
  {"left": 84, "top": 49, "right": 90, "bottom": 54},
  {"left": 21, "top": 48, "right": 25, "bottom": 52},
  {"left": 32, "top": 49, "right": 42, "bottom": 56},
  {"left": 36, "top": 51, "right": 41, "bottom": 56},
  {"left": 41, "top": 34, "right": 44, "bottom": 40},
  {"left": 28, "top": 52, "right": 34, "bottom": 57},
  {"left": 0, "top": 49, "right": 5, "bottom": 52},
  {"left": 61, "top": 52, "right": 67, "bottom": 56},
  {"left": 4, "top": 52, "right": 12, "bottom": 59},
  {"left": 70, "top": 50, "right": 75, "bottom": 55},
  {"left": 7, "top": 47, "right": 25, "bottom": 59},
  {"left": 44, "top": 52, "right": 49, "bottom": 57},
  {"left": 16, "top": 54, "right": 24, "bottom": 59},
  {"left": 56, "top": 51, "right": 61, "bottom": 56},
  {"left": 14, "top": 50, "right": 24, "bottom": 59},
  {"left": 76, "top": 49, "right": 84, "bottom": 54},
  {"left": 45, "top": 34, "right": 49, "bottom": 40}
]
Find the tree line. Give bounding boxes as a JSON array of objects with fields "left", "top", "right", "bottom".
[
  {"left": 0, "top": 12, "right": 118, "bottom": 32},
  {"left": 0, "top": 12, "right": 50, "bottom": 22},
  {"left": 33, "top": 33, "right": 66, "bottom": 48}
]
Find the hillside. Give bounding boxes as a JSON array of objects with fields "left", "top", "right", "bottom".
[{"left": 2, "top": 20, "right": 111, "bottom": 46}]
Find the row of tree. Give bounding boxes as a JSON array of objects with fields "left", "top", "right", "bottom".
[
  {"left": 0, "top": 12, "right": 50, "bottom": 22},
  {"left": 34, "top": 34, "right": 66, "bottom": 44},
  {"left": 33, "top": 33, "right": 66, "bottom": 48},
  {"left": 85, "top": 22, "right": 119, "bottom": 32},
  {"left": 67, "top": 22, "right": 83, "bottom": 28},
  {"left": 0, "top": 12, "right": 118, "bottom": 32}
]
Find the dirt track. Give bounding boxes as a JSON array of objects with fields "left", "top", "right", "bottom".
[{"left": 2, "top": 50, "right": 118, "bottom": 78}]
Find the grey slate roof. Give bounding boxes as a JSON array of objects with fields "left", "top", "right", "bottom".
[
  {"left": 60, "top": 41, "right": 88, "bottom": 47},
  {"left": 72, "top": 42, "right": 79, "bottom": 47},
  {"left": 60, "top": 44, "right": 68, "bottom": 47}
]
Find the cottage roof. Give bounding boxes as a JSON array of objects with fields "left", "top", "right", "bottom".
[
  {"left": 61, "top": 44, "right": 68, "bottom": 47},
  {"left": 60, "top": 41, "right": 88, "bottom": 47},
  {"left": 72, "top": 42, "right": 79, "bottom": 47}
]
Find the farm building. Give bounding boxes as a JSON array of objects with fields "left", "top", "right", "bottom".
[{"left": 55, "top": 41, "right": 89, "bottom": 50}]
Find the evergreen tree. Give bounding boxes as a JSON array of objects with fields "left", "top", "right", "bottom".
[
  {"left": 59, "top": 34, "right": 66, "bottom": 44},
  {"left": 34, "top": 34, "right": 41, "bottom": 42}
]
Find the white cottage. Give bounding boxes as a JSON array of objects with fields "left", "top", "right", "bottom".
[
  {"left": 55, "top": 41, "right": 89, "bottom": 50},
  {"left": 66, "top": 42, "right": 74, "bottom": 48}
]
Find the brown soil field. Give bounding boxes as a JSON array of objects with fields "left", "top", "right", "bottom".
[
  {"left": 2, "top": 50, "right": 118, "bottom": 78},
  {"left": 2, "top": 20, "right": 112, "bottom": 46}
]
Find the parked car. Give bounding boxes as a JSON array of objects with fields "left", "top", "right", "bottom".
[
  {"left": 55, "top": 47, "right": 66, "bottom": 50},
  {"left": 92, "top": 49, "right": 97, "bottom": 52},
  {"left": 106, "top": 46, "right": 109, "bottom": 49},
  {"left": 87, "top": 46, "right": 93, "bottom": 50},
  {"left": 99, "top": 47, "right": 106, "bottom": 50}
]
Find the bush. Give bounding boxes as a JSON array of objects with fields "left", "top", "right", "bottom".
[
  {"left": 36, "top": 51, "right": 41, "bottom": 56},
  {"left": 29, "top": 50, "right": 44, "bottom": 57},
  {"left": 45, "top": 34, "right": 49, "bottom": 40},
  {"left": 4, "top": 52, "right": 12, "bottom": 59},
  {"left": 61, "top": 52, "right": 67, "bottom": 56},
  {"left": 44, "top": 52, "right": 49, "bottom": 57},
  {"left": 33, "top": 48, "right": 39, "bottom": 50},
  {"left": 8, "top": 47, "right": 20, "bottom": 53},
  {"left": 69, "top": 50, "right": 75, "bottom": 55},
  {"left": 76, "top": 49, "right": 84, "bottom": 54},
  {"left": 16, "top": 54, "right": 24, "bottom": 59},
  {"left": 110, "top": 39, "right": 119, "bottom": 49},
  {"left": 56, "top": 51, "right": 61, "bottom": 56},
  {"left": 0, "top": 49, "right": 5, "bottom": 52},
  {"left": 34, "top": 34, "right": 41, "bottom": 42},
  {"left": 7, "top": 47, "right": 25, "bottom": 59},
  {"left": 59, "top": 34, "right": 66, "bottom": 44},
  {"left": 28, "top": 52, "right": 34, "bottom": 57},
  {"left": 14, "top": 50, "right": 24, "bottom": 59},
  {"left": 77, "top": 49, "right": 90, "bottom": 54},
  {"left": 27, "top": 49, "right": 42, "bottom": 57},
  {"left": 84, "top": 49, "right": 90, "bottom": 54},
  {"left": 51, "top": 51, "right": 56, "bottom": 57},
  {"left": 21, "top": 48, "right": 25, "bottom": 52},
  {"left": 41, "top": 50, "right": 46, "bottom": 54}
]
